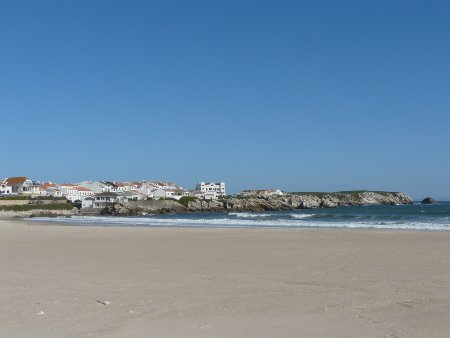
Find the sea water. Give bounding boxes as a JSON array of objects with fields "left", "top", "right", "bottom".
[{"left": 31, "top": 202, "right": 450, "bottom": 231}]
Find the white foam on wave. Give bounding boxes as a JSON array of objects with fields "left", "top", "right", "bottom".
[
  {"left": 289, "top": 213, "right": 316, "bottom": 219},
  {"left": 29, "top": 215, "right": 450, "bottom": 231},
  {"left": 228, "top": 212, "right": 275, "bottom": 218}
]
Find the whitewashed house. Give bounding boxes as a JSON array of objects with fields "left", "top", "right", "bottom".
[
  {"left": 60, "top": 184, "right": 75, "bottom": 200},
  {"left": 81, "top": 197, "right": 94, "bottom": 209},
  {"left": 137, "top": 181, "right": 163, "bottom": 197},
  {"left": 74, "top": 187, "right": 94, "bottom": 201},
  {"left": 61, "top": 185, "right": 93, "bottom": 202},
  {"left": 117, "top": 191, "right": 146, "bottom": 202},
  {"left": 137, "top": 185, "right": 154, "bottom": 198},
  {"left": 37, "top": 183, "right": 57, "bottom": 196},
  {"left": 153, "top": 189, "right": 174, "bottom": 199},
  {"left": 204, "top": 191, "right": 220, "bottom": 200},
  {"left": 27, "top": 181, "right": 42, "bottom": 195},
  {"left": 196, "top": 182, "right": 226, "bottom": 197},
  {"left": 4, "top": 177, "right": 34, "bottom": 194},
  {"left": 46, "top": 187, "right": 63, "bottom": 198},
  {"left": 153, "top": 188, "right": 189, "bottom": 200},
  {"left": 93, "top": 192, "right": 119, "bottom": 208},
  {"left": 0, "top": 182, "right": 12, "bottom": 195},
  {"left": 101, "top": 182, "right": 120, "bottom": 192},
  {"left": 114, "top": 182, "right": 139, "bottom": 192}
]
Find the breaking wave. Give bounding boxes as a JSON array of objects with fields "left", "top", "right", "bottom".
[
  {"left": 289, "top": 213, "right": 316, "bottom": 219},
  {"left": 228, "top": 212, "right": 276, "bottom": 218}
]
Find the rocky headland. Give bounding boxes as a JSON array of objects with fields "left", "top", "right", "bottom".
[{"left": 103, "top": 191, "right": 413, "bottom": 216}]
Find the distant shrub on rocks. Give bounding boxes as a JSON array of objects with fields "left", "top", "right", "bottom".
[
  {"left": 177, "top": 196, "right": 199, "bottom": 208},
  {"left": 0, "top": 204, "right": 73, "bottom": 212}
]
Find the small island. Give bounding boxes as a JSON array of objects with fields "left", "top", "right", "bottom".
[{"left": 421, "top": 197, "right": 438, "bottom": 204}]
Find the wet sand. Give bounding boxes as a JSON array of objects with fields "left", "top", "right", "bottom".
[{"left": 1, "top": 218, "right": 450, "bottom": 337}]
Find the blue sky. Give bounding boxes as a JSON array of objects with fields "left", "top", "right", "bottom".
[{"left": 1, "top": 0, "right": 449, "bottom": 199}]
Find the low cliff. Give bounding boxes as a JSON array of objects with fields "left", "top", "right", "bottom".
[
  {"left": 1, "top": 209, "right": 78, "bottom": 218},
  {"left": 187, "top": 191, "right": 412, "bottom": 212},
  {"left": 104, "top": 191, "right": 413, "bottom": 216},
  {"left": 0, "top": 203, "right": 78, "bottom": 218}
]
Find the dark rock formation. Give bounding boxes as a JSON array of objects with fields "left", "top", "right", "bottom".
[
  {"left": 421, "top": 197, "right": 437, "bottom": 204},
  {"left": 101, "top": 199, "right": 188, "bottom": 216}
]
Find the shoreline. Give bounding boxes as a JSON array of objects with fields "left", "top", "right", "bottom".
[
  {"left": 13, "top": 202, "right": 450, "bottom": 232},
  {"left": 5, "top": 215, "right": 450, "bottom": 234}
]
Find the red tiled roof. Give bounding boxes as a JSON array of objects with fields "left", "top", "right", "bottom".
[{"left": 6, "top": 177, "right": 28, "bottom": 185}]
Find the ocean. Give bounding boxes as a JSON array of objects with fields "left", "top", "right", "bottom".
[{"left": 31, "top": 202, "right": 450, "bottom": 231}]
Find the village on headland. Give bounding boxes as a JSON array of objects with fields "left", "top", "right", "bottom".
[
  {"left": 0, "top": 176, "right": 414, "bottom": 217},
  {"left": 0, "top": 176, "right": 233, "bottom": 206}
]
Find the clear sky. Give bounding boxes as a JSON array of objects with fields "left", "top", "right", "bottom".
[{"left": 1, "top": 0, "right": 449, "bottom": 199}]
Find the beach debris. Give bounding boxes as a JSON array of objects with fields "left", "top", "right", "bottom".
[
  {"left": 37, "top": 311, "right": 45, "bottom": 315},
  {"left": 195, "top": 325, "right": 210, "bottom": 329},
  {"left": 97, "top": 300, "right": 110, "bottom": 306}
]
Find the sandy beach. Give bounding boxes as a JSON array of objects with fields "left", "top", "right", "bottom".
[{"left": 1, "top": 219, "right": 450, "bottom": 337}]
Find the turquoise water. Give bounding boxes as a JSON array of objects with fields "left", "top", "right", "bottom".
[{"left": 32, "top": 202, "right": 450, "bottom": 231}]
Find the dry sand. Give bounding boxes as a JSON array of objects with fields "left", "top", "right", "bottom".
[{"left": 1, "top": 218, "right": 450, "bottom": 337}]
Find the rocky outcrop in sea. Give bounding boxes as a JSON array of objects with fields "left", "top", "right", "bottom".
[
  {"left": 421, "top": 197, "right": 437, "bottom": 204},
  {"left": 103, "top": 191, "right": 413, "bottom": 216}
]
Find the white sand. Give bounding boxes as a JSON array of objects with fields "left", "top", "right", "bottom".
[{"left": 1, "top": 218, "right": 450, "bottom": 337}]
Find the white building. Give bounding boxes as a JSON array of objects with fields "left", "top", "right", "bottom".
[
  {"left": 0, "top": 182, "right": 12, "bottom": 195},
  {"left": 60, "top": 184, "right": 75, "bottom": 200},
  {"left": 46, "top": 187, "right": 63, "bottom": 198},
  {"left": 36, "top": 183, "right": 57, "bottom": 196},
  {"left": 74, "top": 187, "right": 94, "bottom": 201},
  {"left": 100, "top": 181, "right": 120, "bottom": 192},
  {"left": 81, "top": 197, "right": 94, "bottom": 209},
  {"left": 203, "top": 191, "right": 220, "bottom": 200},
  {"left": 137, "top": 185, "right": 154, "bottom": 198},
  {"left": 117, "top": 191, "right": 146, "bottom": 202},
  {"left": 196, "top": 182, "right": 226, "bottom": 196},
  {"left": 93, "top": 192, "right": 119, "bottom": 208},
  {"left": 114, "top": 182, "right": 139, "bottom": 192},
  {"left": 153, "top": 188, "right": 189, "bottom": 200},
  {"left": 4, "top": 177, "right": 34, "bottom": 194},
  {"left": 61, "top": 185, "right": 94, "bottom": 202}
]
